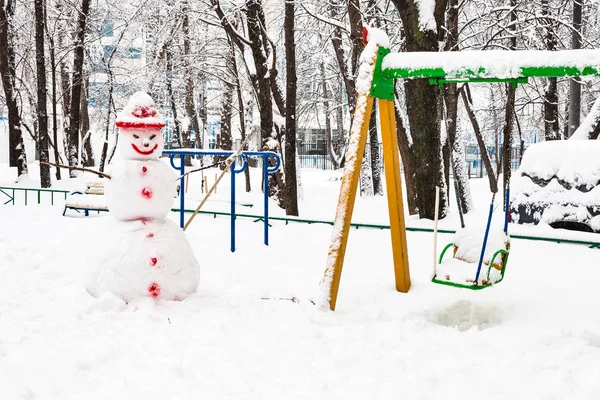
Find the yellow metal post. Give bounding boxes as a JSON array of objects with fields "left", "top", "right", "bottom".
[
  {"left": 321, "top": 95, "right": 374, "bottom": 311},
  {"left": 378, "top": 99, "right": 411, "bottom": 292}
]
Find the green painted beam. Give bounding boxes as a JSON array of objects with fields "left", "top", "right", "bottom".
[{"left": 368, "top": 47, "right": 600, "bottom": 96}]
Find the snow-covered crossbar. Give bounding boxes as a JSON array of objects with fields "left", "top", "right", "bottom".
[{"left": 380, "top": 49, "right": 600, "bottom": 81}]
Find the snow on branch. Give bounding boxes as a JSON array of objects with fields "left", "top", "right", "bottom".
[{"left": 299, "top": 4, "right": 348, "bottom": 32}]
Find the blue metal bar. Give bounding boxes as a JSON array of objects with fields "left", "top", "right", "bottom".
[
  {"left": 231, "top": 166, "right": 235, "bottom": 251},
  {"left": 168, "top": 155, "right": 186, "bottom": 228},
  {"left": 504, "top": 186, "right": 510, "bottom": 234},
  {"left": 263, "top": 156, "right": 269, "bottom": 245},
  {"left": 162, "top": 150, "right": 280, "bottom": 250},
  {"left": 474, "top": 199, "right": 495, "bottom": 284},
  {"left": 230, "top": 155, "right": 248, "bottom": 252}
]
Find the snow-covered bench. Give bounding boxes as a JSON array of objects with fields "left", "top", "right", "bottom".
[
  {"left": 510, "top": 141, "right": 600, "bottom": 233},
  {"left": 63, "top": 182, "right": 108, "bottom": 217}
]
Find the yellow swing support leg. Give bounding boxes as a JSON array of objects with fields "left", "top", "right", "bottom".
[
  {"left": 319, "top": 96, "right": 411, "bottom": 311},
  {"left": 319, "top": 95, "right": 374, "bottom": 311},
  {"left": 379, "top": 99, "right": 411, "bottom": 293}
]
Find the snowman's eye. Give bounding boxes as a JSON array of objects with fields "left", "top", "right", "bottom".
[
  {"left": 150, "top": 134, "right": 156, "bottom": 140},
  {"left": 133, "top": 134, "right": 139, "bottom": 139}
]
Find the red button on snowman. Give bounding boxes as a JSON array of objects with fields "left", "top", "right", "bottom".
[{"left": 86, "top": 92, "right": 200, "bottom": 302}]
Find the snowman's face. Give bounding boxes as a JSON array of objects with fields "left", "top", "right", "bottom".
[{"left": 118, "top": 128, "right": 164, "bottom": 160}]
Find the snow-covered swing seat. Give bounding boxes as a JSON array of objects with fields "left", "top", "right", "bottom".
[{"left": 432, "top": 188, "right": 511, "bottom": 290}]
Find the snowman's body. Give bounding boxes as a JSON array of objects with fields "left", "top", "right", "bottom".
[
  {"left": 107, "top": 159, "right": 176, "bottom": 221},
  {"left": 86, "top": 92, "right": 200, "bottom": 301}
]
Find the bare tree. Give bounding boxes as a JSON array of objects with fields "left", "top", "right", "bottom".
[
  {"left": 35, "top": 0, "right": 51, "bottom": 186},
  {"left": 0, "top": 0, "right": 28, "bottom": 178},
  {"left": 391, "top": 0, "right": 449, "bottom": 219},
  {"left": 284, "top": 0, "right": 299, "bottom": 216},
  {"left": 65, "top": 0, "right": 92, "bottom": 177}
]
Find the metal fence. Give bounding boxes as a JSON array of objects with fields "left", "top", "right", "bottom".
[
  {"left": 465, "top": 144, "right": 523, "bottom": 178},
  {"left": 0, "top": 186, "right": 69, "bottom": 206},
  {"left": 298, "top": 141, "right": 523, "bottom": 174},
  {"left": 297, "top": 142, "right": 384, "bottom": 171}
]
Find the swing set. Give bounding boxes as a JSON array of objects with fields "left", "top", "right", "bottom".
[{"left": 320, "top": 27, "right": 600, "bottom": 311}]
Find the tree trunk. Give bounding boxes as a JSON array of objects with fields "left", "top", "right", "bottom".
[
  {"left": 182, "top": 0, "right": 201, "bottom": 155},
  {"left": 542, "top": 0, "right": 559, "bottom": 140},
  {"left": 443, "top": 0, "right": 472, "bottom": 213},
  {"left": 347, "top": 0, "right": 364, "bottom": 79},
  {"left": 393, "top": 0, "right": 448, "bottom": 219},
  {"left": 502, "top": 84, "right": 516, "bottom": 206},
  {"left": 320, "top": 61, "right": 335, "bottom": 168},
  {"left": 180, "top": 3, "right": 193, "bottom": 166},
  {"left": 502, "top": 1, "right": 517, "bottom": 208},
  {"left": 232, "top": 44, "right": 251, "bottom": 192},
  {"left": 568, "top": 0, "right": 583, "bottom": 137},
  {"left": 48, "top": 35, "right": 61, "bottom": 179},
  {"left": 80, "top": 75, "right": 94, "bottom": 166},
  {"left": 369, "top": 102, "right": 383, "bottom": 195},
  {"left": 393, "top": 93, "right": 418, "bottom": 215},
  {"left": 0, "top": 0, "right": 28, "bottom": 177},
  {"left": 284, "top": 0, "right": 298, "bottom": 216},
  {"left": 246, "top": 0, "right": 285, "bottom": 208},
  {"left": 329, "top": 0, "right": 355, "bottom": 115},
  {"left": 66, "top": 0, "right": 91, "bottom": 177},
  {"left": 198, "top": 78, "right": 207, "bottom": 149},
  {"left": 35, "top": 0, "right": 51, "bottom": 187},
  {"left": 99, "top": 65, "right": 115, "bottom": 173},
  {"left": 218, "top": 46, "right": 234, "bottom": 156},
  {"left": 166, "top": 45, "right": 182, "bottom": 149},
  {"left": 460, "top": 84, "right": 498, "bottom": 193}
]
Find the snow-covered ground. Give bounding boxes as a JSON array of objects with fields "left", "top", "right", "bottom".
[{"left": 1, "top": 162, "right": 600, "bottom": 399}]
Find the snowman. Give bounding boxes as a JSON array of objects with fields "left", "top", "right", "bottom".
[{"left": 86, "top": 92, "right": 200, "bottom": 302}]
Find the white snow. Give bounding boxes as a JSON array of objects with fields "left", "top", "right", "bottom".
[
  {"left": 415, "top": 0, "right": 437, "bottom": 32},
  {"left": 511, "top": 140, "right": 600, "bottom": 232},
  {"left": 382, "top": 49, "right": 600, "bottom": 79},
  {"left": 517, "top": 140, "right": 600, "bottom": 189},
  {"left": 1, "top": 168, "right": 600, "bottom": 398}
]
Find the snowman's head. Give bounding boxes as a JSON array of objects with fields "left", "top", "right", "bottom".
[{"left": 115, "top": 92, "right": 165, "bottom": 161}]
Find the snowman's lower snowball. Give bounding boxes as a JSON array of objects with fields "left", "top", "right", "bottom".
[{"left": 86, "top": 218, "right": 200, "bottom": 302}]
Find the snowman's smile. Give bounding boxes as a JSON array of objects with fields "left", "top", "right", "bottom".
[{"left": 132, "top": 143, "right": 158, "bottom": 155}]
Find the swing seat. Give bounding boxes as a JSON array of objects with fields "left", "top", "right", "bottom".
[{"left": 432, "top": 226, "right": 510, "bottom": 290}]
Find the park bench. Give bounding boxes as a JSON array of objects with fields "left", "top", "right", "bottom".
[{"left": 63, "top": 181, "right": 109, "bottom": 217}]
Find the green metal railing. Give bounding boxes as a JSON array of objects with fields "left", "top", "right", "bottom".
[
  {"left": 1, "top": 187, "right": 596, "bottom": 249},
  {"left": 173, "top": 208, "right": 600, "bottom": 249},
  {"left": 0, "top": 186, "right": 69, "bottom": 206}
]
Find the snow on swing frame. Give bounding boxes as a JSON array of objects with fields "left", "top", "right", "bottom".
[{"left": 432, "top": 186, "right": 511, "bottom": 290}]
